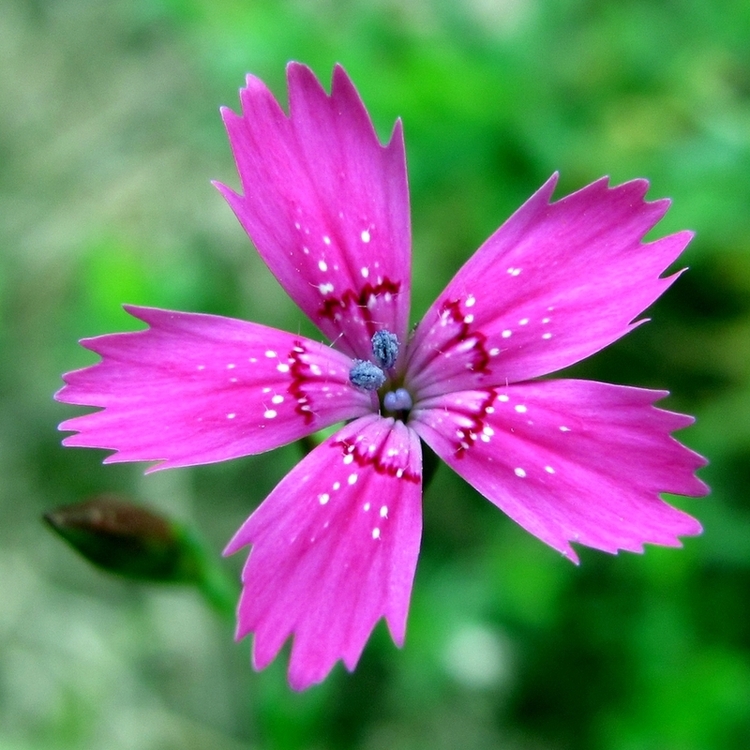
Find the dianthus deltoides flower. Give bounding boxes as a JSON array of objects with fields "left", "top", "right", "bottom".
[{"left": 56, "top": 63, "right": 708, "bottom": 689}]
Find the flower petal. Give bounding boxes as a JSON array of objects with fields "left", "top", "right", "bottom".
[
  {"left": 56, "top": 306, "right": 370, "bottom": 470},
  {"left": 225, "top": 415, "right": 422, "bottom": 690},
  {"left": 410, "top": 379, "right": 707, "bottom": 562},
  {"left": 406, "top": 175, "right": 692, "bottom": 398},
  {"left": 216, "top": 63, "right": 411, "bottom": 362}
]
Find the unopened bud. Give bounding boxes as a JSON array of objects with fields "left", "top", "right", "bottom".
[{"left": 44, "top": 496, "right": 195, "bottom": 583}]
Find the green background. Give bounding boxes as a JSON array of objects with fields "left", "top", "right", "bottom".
[{"left": 1, "top": 0, "right": 748, "bottom": 747}]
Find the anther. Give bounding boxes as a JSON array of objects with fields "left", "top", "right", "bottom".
[
  {"left": 371, "top": 330, "right": 399, "bottom": 370},
  {"left": 349, "top": 360, "right": 386, "bottom": 391}
]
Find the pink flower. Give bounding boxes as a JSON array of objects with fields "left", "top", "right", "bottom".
[{"left": 56, "top": 63, "right": 708, "bottom": 690}]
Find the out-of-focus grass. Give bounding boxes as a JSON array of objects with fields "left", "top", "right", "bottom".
[{"left": 1, "top": 0, "right": 749, "bottom": 748}]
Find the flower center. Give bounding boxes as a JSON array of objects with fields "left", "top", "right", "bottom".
[
  {"left": 383, "top": 387, "right": 412, "bottom": 412},
  {"left": 348, "top": 330, "right": 414, "bottom": 418}
]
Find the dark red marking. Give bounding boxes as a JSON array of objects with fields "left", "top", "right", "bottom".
[
  {"left": 333, "top": 437, "right": 420, "bottom": 484},
  {"left": 437, "top": 299, "right": 492, "bottom": 375},
  {"left": 318, "top": 278, "right": 401, "bottom": 335},
  {"left": 288, "top": 341, "right": 315, "bottom": 425},
  {"left": 454, "top": 389, "right": 498, "bottom": 458}
]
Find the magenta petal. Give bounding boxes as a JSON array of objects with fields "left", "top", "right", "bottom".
[
  {"left": 406, "top": 175, "right": 692, "bottom": 397},
  {"left": 56, "top": 306, "right": 370, "bottom": 470},
  {"left": 216, "top": 63, "right": 411, "bottom": 362},
  {"left": 411, "top": 379, "right": 707, "bottom": 561},
  {"left": 225, "top": 415, "right": 422, "bottom": 690}
]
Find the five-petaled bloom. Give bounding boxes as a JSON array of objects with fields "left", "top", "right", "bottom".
[{"left": 56, "top": 63, "right": 708, "bottom": 690}]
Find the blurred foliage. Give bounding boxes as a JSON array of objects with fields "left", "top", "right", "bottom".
[{"left": 1, "top": 0, "right": 749, "bottom": 748}]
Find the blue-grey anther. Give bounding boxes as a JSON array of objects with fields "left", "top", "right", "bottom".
[
  {"left": 384, "top": 388, "right": 413, "bottom": 412},
  {"left": 371, "top": 330, "right": 399, "bottom": 370},
  {"left": 349, "top": 360, "right": 386, "bottom": 391}
]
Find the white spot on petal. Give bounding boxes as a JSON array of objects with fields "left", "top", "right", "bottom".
[
  {"left": 343, "top": 454, "right": 354, "bottom": 465},
  {"left": 271, "top": 395, "right": 284, "bottom": 405},
  {"left": 542, "top": 332, "right": 553, "bottom": 340},
  {"left": 514, "top": 467, "right": 526, "bottom": 478},
  {"left": 361, "top": 229, "right": 371, "bottom": 243},
  {"left": 515, "top": 404, "right": 527, "bottom": 413},
  {"left": 380, "top": 506, "right": 388, "bottom": 518},
  {"left": 364, "top": 502, "right": 371, "bottom": 511},
  {"left": 361, "top": 266, "right": 369, "bottom": 278},
  {"left": 323, "top": 235, "right": 331, "bottom": 245},
  {"left": 226, "top": 413, "right": 236, "bottom": 419},
  {"left": 333, "top": 481, "right": 341, "bottom": 491},
  {"left": 348, "top": 473, "right": 358, "bottom": 485},
  {"left": 319, "top": 493, "right": 329, "bottom": 504},
  {"left": 265, "top": 350, "right": 277, "bottom": 358},
  {"left": 498, "top": 395, "right": 509, "bottom": 402},
  {"left": 519, "top": 318, "right": 529, "bottom": 325},
  {"left": 464, "top": 314, "right": 475, "bottom": 324},
  {"left": 502, "top": 330, "right": 512, "bottom": 338},
  {"left": 264, "top": 409, "right": 277, "bottom": 419},
  {"left": 545, "top": 466, "right": 555, "bottom": 474},
  {"left": 372, "top": 527, "right": 380, "bottom": 539},
  {"left": 466, "top": 295, "right": 476, "bottom": 307},
  {"left": 560, "top": 426, "right": 571, "bottom": 432}
]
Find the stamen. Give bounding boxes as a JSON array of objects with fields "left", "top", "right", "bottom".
[
  {"left": 349, "top": 360, "right": 386, "bottom": 391},
  {"left": 371, "top": 330, "right": 399, "bottom": 370},
  {"left": 383, "top": 388, "right": 413, "bottom": 412}
]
